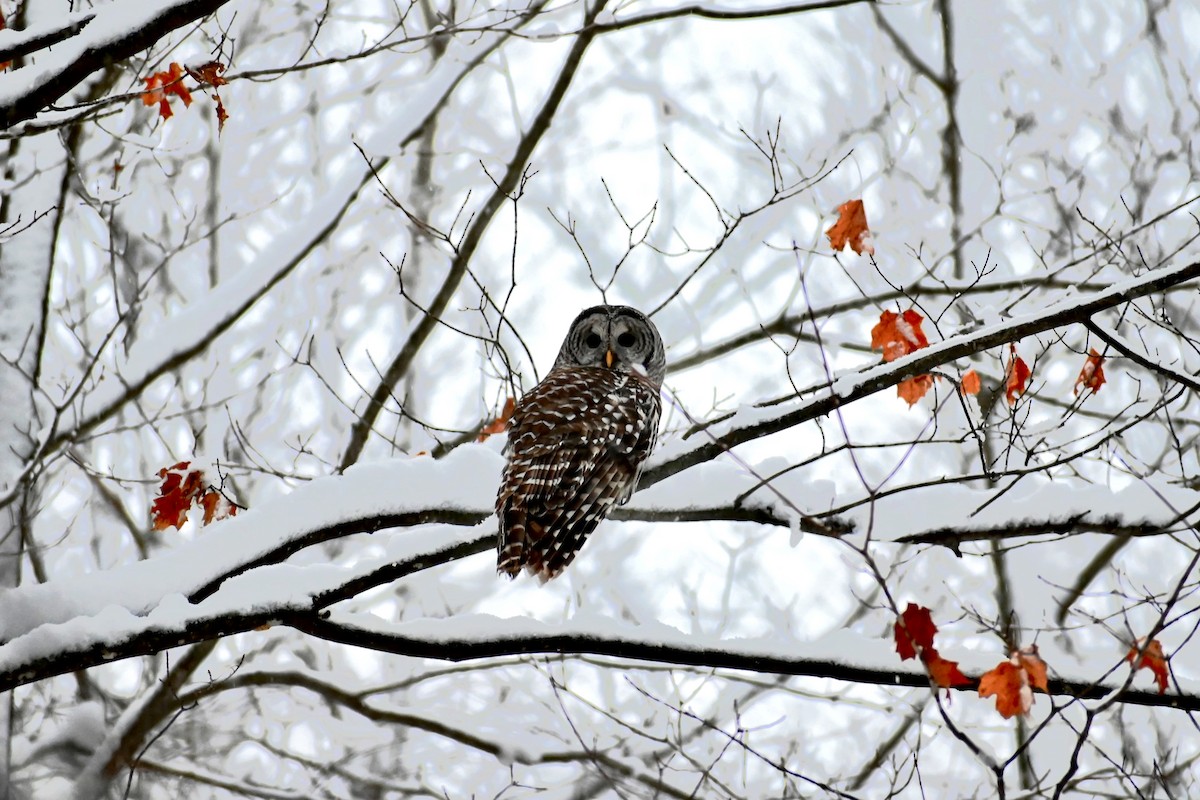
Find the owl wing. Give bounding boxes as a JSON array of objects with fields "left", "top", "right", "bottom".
[{"left": 496, "top": 366, "right": 660, "bottom": 579}]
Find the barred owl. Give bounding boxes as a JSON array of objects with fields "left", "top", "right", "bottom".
[{"left": 497, "top": 305, "right": 666, "bottom": 580}]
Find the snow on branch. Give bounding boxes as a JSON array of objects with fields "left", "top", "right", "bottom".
[
  {"left": 0, "top": 12, "right": 95, "bottom": 64},
  {"left": 645, "top": 259, "right": 1200, "bottom": 487},
  {"left": 2, "top": 439, "right": 1194, "bottom": 692},
  {"left": 0, "top": 0, "right": 232, "bottom": 129}
]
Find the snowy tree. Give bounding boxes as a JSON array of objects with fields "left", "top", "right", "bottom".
[{"left": 1, "top": 0, "right": 1198, "bottom": 797}]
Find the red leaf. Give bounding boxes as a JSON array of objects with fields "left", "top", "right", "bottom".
[
  {"left": 1005, "top": 345, "right": 1030, "bottom": 405},
  {"left": 1126, "top": 638, "right": 1170, "bottom": 694},
  {"left": 826, "top": 199, "right": 874, "bottom": 256},
  {"left": 894, "top": 603, "right": 938, "bottom": 661},
  {"left": 1074, "top": 348, "right": 1106, "bottom": 396},
  {"left": 960, "top": 368, "right": 981, "bottom": 395},
  {"left": 151, "top": 461, "right": 203, "bottom": 530},
  {"left": 151, "top": 461, "right": 240, "bottom": 530}
]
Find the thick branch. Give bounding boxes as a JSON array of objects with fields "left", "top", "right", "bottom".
[
  {"left": 0, "top": 13, "right": 94, "bottom": 64},
  {"left": 0, "top": 0, "right": 232, "bottom": 129},
  {"left": 0, "top": 502, "right": 1186, "bottom": 693},
  {"left": 894, "top": 514, "right": 1177, "bottom": 551},
  {"left": 297, "top": 615, "right": 1197, "bottom": 713}
]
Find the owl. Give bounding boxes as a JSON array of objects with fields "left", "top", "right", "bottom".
[{"left": 496, "top": 305, "right": 666, "bottom": 580}]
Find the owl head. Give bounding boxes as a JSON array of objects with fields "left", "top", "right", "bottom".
[{"left": 553, "top": 305, "right": 666, "bottom": 387}]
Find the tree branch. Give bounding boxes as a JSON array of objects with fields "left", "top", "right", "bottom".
[
  {"left": 0, "top": 0, "right": 232, "bottom": 129},
  {"left": 643, "top": 259, "right": 1200, "bottom": 488},
  {"left": 299, "top": 614, "right": 1198, "bottom": 713}
]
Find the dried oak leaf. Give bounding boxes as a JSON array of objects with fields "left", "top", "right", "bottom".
[
  {"left": 1126, "top": 638, "right": 1170, "bottom": 694},
  {"left": 186, "top": 60, "right": 228, "bottom": 86},
  {"left": 478, "top": 397, "right": 516, "bottom": 442},
  {"left": 826, "top": 199, "right": 874, "bottom": 256},
  {"left": 213, "top": 92, "right": 229, "bottom": 133},
  {"left": 151, "top": 461, "right": 204, "bottom": 530},
  {"left": 979, "top": 645, "right": 1048, "bottom": 719},
  {"left": 184, "top": 60, "right": 231, "bottom": 133},
  {"left": 1005, "top": 344, "right": 1030, "bottom": 406},
  {"left": 1074, "top": 348, "right": 1106, "bottom": 396},
  {"left": 960, "top": 368, "right": 981, "bottom": 395}
]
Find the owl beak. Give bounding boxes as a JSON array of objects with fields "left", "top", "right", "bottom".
[{"left": 605, "top": 349, "right": 615, "bottom": 368}]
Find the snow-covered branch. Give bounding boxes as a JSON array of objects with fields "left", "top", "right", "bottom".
[
  {"left": 645, "top": 259, "right": 1200, "bottom": 487},
  {"left": 0, "top": 0, "right": 232, "bottom": 129}
]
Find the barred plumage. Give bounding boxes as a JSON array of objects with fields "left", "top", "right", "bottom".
[{"left": 497, "top": 305, "right": 665, "bottom": 580}]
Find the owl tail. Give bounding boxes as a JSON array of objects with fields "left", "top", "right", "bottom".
[
  {"left": 497, "top": 508, "right": 527, "bottom": 578},
  {"left": 499, "top": 512, "right": 563, "bottom": 581}
]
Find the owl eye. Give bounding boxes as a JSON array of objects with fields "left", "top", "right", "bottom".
[
  {"left": 617, "top": 332, "right": 636, "bottom": 348},
  {"left": 585, "top": 332, "right": 603, "bottom": 348}
]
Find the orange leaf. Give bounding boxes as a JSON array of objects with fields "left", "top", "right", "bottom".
[
  {"left": 1005, "top": 345, "right": 1030, "bottom": 405},
  {"left": 826, "top": 199, "right": 874, "bottom": 256},
  {"left": 1126, "top": 638, "right": 1170, "bottom": 694},
  {"left": 1016, "top": 644, "right": 1049, "bottom": 693},
  {"left": 1074, "top": 348, "right": 1106, "bottom": 396},
  {"left": 142, "top": 74, "right": 165, "bottom": 107},
  {"left": 478, "top": 397, "right": 516, "bottom": 442},
  {"left": 165, "top": 62, "right": 192, "bottom": 107},
  {"left": 979, "top": 645, "right": 1048, "bottom": 718},
  {"left": 894, "top": 603, "right": 938, "bottom": 661},
  {"left": 871, "top": 309, "right": 929, "bottom": 363},
  {"left": 142, "top": 63, "right": 192, "bottom": 120},
  {"left": 960, "top": 368, "right": 981, "bottom": 395},
  {"left": 898, "top": 374, "right": 934, "bottom": 407},
  {"left": 924, "top": 649, "right": 971, "bottom": 689},
  {"left": 151, "top": 461, "right": 204, "bottom": 530},
  {"left": 978, "top": 661, "right": 1025, "bottom": 718},
  {"left": 200, "top": 490, "right": 238, "bottom": 525}
]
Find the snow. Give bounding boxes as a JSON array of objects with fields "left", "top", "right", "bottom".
[
  {"left": 0, "top": 446, "right": 500, "bottom": 644},
  {"left": 654, "top": 257, "right": 1200, "bottom": 468},
  {"left": 5, "top": 1, "right": 1200, "bottom": 795},
  {"left": 0, "top": 1, "right": 206, "bottom": 111},
  {"left": 0, "top": 12, "right": 95, "bottom": 56}
]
